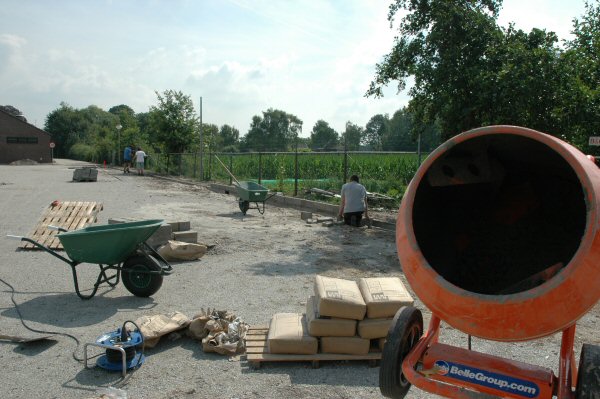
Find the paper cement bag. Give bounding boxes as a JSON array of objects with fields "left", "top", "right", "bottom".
[
  {"left": 314, "top": 275, "right": 366, "bottom": 320},
  {"left": 135, "top": 311, "right": 191, "bottom": 348},
  {"left": 358, "top": 277, "right": 413, "bottom": 319},
  {"left": 267, "top": 313, "right": 318, "bottom": 355},
  {"left": 158, "top": 240, "right": 207, "bottom": 261},
  {"left": 305, "top": 295, "right": 356, "bottom": 337}
]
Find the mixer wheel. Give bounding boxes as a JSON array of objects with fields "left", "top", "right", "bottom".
[
  {"left": 379, "top": 306, "right": 423, "bottom": 398},
  {"left": 576, "top": 343, "right": 600, "bottom": 398}
]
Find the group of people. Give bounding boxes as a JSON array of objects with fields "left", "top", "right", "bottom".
[{"left": 122, "top": 145, "right": 147, "bottom": 175}]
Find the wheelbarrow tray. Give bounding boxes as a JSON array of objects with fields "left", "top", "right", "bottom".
[
  {"left": 236, "top": 181, "right": 269, "bottom": 202},
  {"left": 57, "top": 219, "right": 164, "bottom": 265}
]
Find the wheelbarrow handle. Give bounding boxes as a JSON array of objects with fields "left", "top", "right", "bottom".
[
  {"left": 48, "top": 225, "right": 68, "bottom": 232},
  {"left": 6, "top": 235, "right": 24, "bottom": 240}
]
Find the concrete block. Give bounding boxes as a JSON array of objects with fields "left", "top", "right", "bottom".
[
  {"left": 168, "top": 221, "right": 191, "bottom": 232},
  {"left": 322, "top": 221, "right": 334, "bottom": 227},
  {"left": 301, "top": 211, "right": 313, "bottom": 221},
  {"left": 147, "top": 224, "right": 173, "bottom": 248},
  {"left": 72, "top": 167, "right": 98, "bottom": 182},
  {"left": 173, "top": 230, "right": 198, "bottom": 244},
  {"left": 177, "top": 221, "right": 191, "bottom": 231}
]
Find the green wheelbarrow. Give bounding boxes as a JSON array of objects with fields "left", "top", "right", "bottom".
[
  {"left": 235, "top": 181, "right": 277, "bottom": 215},
  {"left": 8, "top": 219, "right": 173, "bottom": 300}
]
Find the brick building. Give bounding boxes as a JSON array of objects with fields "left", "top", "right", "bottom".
[{"left": 0, "top": 109, "right": 52, "bottom": 164}]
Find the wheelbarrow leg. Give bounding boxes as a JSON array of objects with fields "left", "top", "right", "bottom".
[{"left": 70, "top": 263, "right": 119, "bottom": 300}]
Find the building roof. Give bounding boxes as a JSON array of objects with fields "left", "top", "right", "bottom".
[{"left": 0, "top": 108, "right": 52, "bottom": 137}]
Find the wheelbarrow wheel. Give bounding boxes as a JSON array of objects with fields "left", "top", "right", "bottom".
[
  {"left": 121, "top": 255, "right": 163, "bottom": 297},
  {"left": 379, "top": 306, "right": 423, "bottom": 399},
  {"left": 576, "top": 343, "right": 600, "bottom": 398}
]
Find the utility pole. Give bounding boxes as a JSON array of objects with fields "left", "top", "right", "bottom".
[{"left": 199, "top": 97, "right": 203, "bottom": 180}]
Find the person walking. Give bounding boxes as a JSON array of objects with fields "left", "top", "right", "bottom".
[
  {"left": 134, "top": 147, "right": 147, "bottom": 176},
  {"left": 123, "top": 145, "right": 132, "bottom": 173},
  {"left": 338, "top": 174, "right": 369, "bottom": 227}
]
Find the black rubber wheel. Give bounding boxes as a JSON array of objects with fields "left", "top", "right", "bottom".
[
  {"left": 121, "top": 255, "right": 163, "bottom": 297},
  {"left": 576, "top": 343, "right": 600, "bottom": 398},
  {"left": 379, "top": 306, "right": 423, "bottom": 399},
  {"left": 239, "top": 200, "right": 250, "bottom": 215}
]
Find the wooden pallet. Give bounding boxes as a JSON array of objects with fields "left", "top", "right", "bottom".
[
  {"left": 20, "top": 201, "right": 103, "bottom": 250},
  {"left": 245, "top": 325, "right": 381, "bottom": 369}
]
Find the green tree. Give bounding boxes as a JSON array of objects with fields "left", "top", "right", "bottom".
[
  {"left": 45, "top": 102, "right": 88, "bottom": 157},
  {"left": 342, "top": 122, "right": 363, "bottom": 151},
  {"left": 364, "top": 114, "right": 390, "bottom": 150},
  {"left": 148, "top": 90, "right": 198, "bottom": 153},
  {"left": 367, "top": 0, "right": 503, "bottom": 139},
  {"left": 310, "top": 120, "right": 338, "bottom": 150},
  {"left": 242, "top": 108, "right": 302, "bottom": 151},
  {"left": 0, "top": 105, "right": 26, "bottom": 122},
  {"left": 217, "top": 124, "right": 240, "bottom": 152},
  {"left": 561, "top": 1, "right": 600, "bottom": 150}
]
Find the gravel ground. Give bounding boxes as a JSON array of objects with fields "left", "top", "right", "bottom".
[{"left": 0, "top": 160, "right": 598, "bottom": 399}]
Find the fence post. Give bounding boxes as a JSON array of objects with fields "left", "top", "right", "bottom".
[
  {"left": 229, "top": 154, "right": 233, "bottom": 185},
  {"left": 179, "top": 154, "right": 183, "bottom": 176},
  {"left": 193, "top": 152, "right": 197, "bottom": 179},
  {"left": 208, "top": 150, "right": 212, "bottom": 181},
  {"left": 294, "top": 140, "right": 298, "bottom": 196},
  {"left": 167, "top": 154, "right": 170, "bottom": 175},
  {"left": 258, "top": 152, "right": 262, "bottom": 184},
  {"left": 343, "top": 140, "right": 348, "bottom": 184}
]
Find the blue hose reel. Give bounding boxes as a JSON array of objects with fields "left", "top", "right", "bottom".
[{"left": 84, "top": 321, "right": 145, "bottom": 377}]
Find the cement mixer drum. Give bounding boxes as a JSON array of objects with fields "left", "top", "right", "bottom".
[{"left": 396, "top": 125, "right": 600, "bottom": 341}]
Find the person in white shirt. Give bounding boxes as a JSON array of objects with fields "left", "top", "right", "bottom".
[
  {"left": 338, "top": 175, "right": 369, "bottom": 227},
  {"left": 134, "top": 147, "right": 147, "bottom": 176}
]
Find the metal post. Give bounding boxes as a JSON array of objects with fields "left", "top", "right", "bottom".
[
  {"left": 258, "top": 152, "right": 262, "bottom": 184},
  {"left": 417, "top": 133, "right": 422, "bottom": 165},
  {"left": 294, "top": 136, "right": 298, "bottom": 196},
  {"left": 229, "top": 155, "right": 233, "bottom": 186},
  {"left": 199, "top": 97, "right": 203, "bottom": 180},
  {"left": 343, "top": 136, "right": 348, "bottom": 184},
  {"left": 167, "top": 153, "right": 170, "bottom": 175},
  {"left": 193, "top": 152, "right": 197, "bottom": 178}
]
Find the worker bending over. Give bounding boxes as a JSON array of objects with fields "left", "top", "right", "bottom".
[{"left": 338, "top": 175, "right": 369, "bottom": 227}]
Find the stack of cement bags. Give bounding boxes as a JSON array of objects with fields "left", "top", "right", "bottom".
[{"left": 267, "top": 275, "right": 413, "bottom": 355}]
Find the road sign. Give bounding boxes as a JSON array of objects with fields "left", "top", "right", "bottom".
[
  {"left": 589, "top": 137, "right": 600, "bottom": 146},
  {"left": 49, "top": 142, "right": 55, "bottom": 148}
]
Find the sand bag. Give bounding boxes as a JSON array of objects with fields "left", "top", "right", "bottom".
[
  {"left": 358, "top": 318, "right": 393, "bottom": 339},
  {"left": 305, "top": 296, "right": 356, "bottom": 337},
  {"left": 358, "top": 277, "right": 413, "bottom": 319},
  {"left": 320, "top": 336, "right": 370, "bottom": 355},
  {"left": 267, "top": 313, "right": 318, "bottom": 355},
  {"left": 158, "top": 240, "right": 207, "bottom": 261},
  {"left": 314, "top": 275, "right": 366, "bottom": 320}
]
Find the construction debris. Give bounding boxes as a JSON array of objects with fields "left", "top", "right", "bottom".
[
  {"left": 187, "top": 308, "right": 248, "bottom": 356},
  {"left": 300, "top": 211, "right": 313, "bottom": 221}
]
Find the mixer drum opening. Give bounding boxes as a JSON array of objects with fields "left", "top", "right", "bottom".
[{"left": 412, "top": 134, "right": 587, "bottom": 295}]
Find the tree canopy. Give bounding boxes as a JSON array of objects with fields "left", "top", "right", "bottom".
[
  {"left": 367, "top": 0, "right": 600, "bottom": 147},
  {"left": 241, "top": 108, "right": 302, "bottom": 151},
  {"left": 310, "top": 120, "right": 338, "bottom": 150},
  {"left": 147, "top": 90, "right": 198, "bottom": 153}
]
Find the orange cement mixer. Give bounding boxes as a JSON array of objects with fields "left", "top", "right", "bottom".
[{"left": 380, "top": 126, "right": 600, "bottom": 399}]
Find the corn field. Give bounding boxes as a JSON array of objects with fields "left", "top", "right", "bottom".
[{"left": 146, "top": 151, "right": 421, "bottom": 203}]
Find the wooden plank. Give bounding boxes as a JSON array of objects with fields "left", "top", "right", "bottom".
[
  {"left": 21, "top": 201, "right": 103, "bottom": 250},
  {"left": 243, "top": 325, "right": 381, "bottom": 367},
  {"left": 246, "top": 352, "right": 381, "bottom": 362}
]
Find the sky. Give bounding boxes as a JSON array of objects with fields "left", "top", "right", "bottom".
[{"left": 0, "top": 0, "right": 588, "bottom": 137}]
